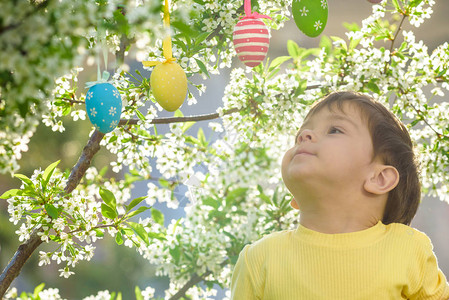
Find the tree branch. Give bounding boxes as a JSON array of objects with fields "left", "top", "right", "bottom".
[
  {"left": 65, "top": 130, "right": 105, "bottom": 194},
  {"left": 119, "top": 107, "right": 242, "bottom": 126},
  {"left": 407, "top": 102, "right": 449, "bottom": 140},
  {"left": 384, "top": 14, "right": 407, "bottom": 74},
  {"left": 0, "top": 0, "right": 51, "bottom": 35},
  {"left": 169, "top": 261, "right": 228, "bottom": 300},
  {"left": 0, "top": 231, "right": 43, "bottom": 297},
  {"left": 0, "top": 130, "right": 105, "bottom": 298},
  {"left": 119, "top": 83, "right": 323, "bottom": 127}
]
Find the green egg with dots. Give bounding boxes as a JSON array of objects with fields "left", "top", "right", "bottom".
[
  {"left": 150, "top": 61, "right": 187, "bottom": 112},
  {"left": 292, "top": 0, "right": 328, "bottom": 38}
]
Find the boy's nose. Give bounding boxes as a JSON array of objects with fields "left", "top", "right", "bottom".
[{"left": 297, "top": 129, "right": 315, "bottom": 143}]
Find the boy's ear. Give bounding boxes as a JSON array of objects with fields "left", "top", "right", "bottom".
[
  {"left": 364, "top": 165, "right": 399, "bottom": 195},
  {"left": 290, "top": 198, "right": 300, "bottom": 210}
]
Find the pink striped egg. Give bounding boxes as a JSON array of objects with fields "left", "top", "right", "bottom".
[{"left": 233, "top": 18, "right": 270, "bottom": 67}]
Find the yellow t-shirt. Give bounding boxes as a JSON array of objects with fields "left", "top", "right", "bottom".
[{"left": 231, "top": 221, "right": 449, "bottom": 300}]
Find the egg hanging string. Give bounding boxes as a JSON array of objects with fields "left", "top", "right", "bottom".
[
  {"left": 240, "top": 0, "right": 272, "bottom": 20},
  {"left": 142, "top": 0, "right": 176, "bottom": 67},
  {"left": 86, "top": 29, "right": 112, "bottom": 88},
  {"left": 140, "top": 0, "right": 187, "bottom": 112}
]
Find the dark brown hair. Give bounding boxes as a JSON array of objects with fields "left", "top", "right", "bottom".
[{"left": 304, "top": 91, "right": 420, "bottom": 225}]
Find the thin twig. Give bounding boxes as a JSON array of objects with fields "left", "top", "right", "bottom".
[
  {"left": 119, "top": 107, "right": 242, "bottom": 126},
  {"left": 384, "top": 14, "right": 407, "bottom": 74},
  {"left": 169, "top": 260, "right": 228, "bottom": 300},
  {"left": 407, "top": 102, "right": 448, "bottom": 140},
  {"left": 60, "top": 97, "right": 84, "bottom": 105}
]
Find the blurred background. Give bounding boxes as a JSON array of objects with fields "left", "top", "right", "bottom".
[{"left": 0, "top": 0, "right": 448, "bottom": 298}]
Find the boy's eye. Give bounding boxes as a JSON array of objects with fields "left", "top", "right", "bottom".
[{"left": 328, "top": 127, "right": 343, "bottom": 134}]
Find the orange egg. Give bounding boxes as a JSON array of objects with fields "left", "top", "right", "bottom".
[{"left": 150, "top": 61, "right": 187, "bottom": 112}]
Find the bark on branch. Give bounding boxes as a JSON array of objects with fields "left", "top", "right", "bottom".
[
  {"left": 0, "top": 130, "right": 105, "bottom": 298},
  {"left": 0, "top": 231, "right": 43, "bottom": 297},
  {"left": 168, "top": 261, "right": 229, "bottom": 300},
  {"left": 65, "top": 130, "right": 105, "bottom": 194},
  {"left": 119, "top": 107, "right": 242, "bottom": 126}
]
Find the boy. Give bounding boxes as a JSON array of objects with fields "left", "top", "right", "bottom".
[{"left": 231, "top": 91, "right": 449, "bottom": 299}]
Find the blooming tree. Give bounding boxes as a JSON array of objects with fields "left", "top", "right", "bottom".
[{"left": 1, "top": 0, "right": 448, "bottom": 299}]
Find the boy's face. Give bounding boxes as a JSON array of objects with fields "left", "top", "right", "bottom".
[{"left": 282, "top": 102, "right": 376, "bottom": 197}]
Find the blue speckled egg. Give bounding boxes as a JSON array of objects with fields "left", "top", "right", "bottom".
[{"left": 85, "top": 83, "right": 122, "bottom": 134}]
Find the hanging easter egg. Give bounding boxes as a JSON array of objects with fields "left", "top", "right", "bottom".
[
  {"left": 367, "top": 0, "right": 382, "bottom": 3},
  {"left": 292, "top": 0, "right": 328, "bottom": 37},
  {"left": 150, "top": 61, "right": 187, "bottom": 112},
  {"left": 85, "top": 83, "right": 122, "bottom": 134},
  {"left": 233, "top": 18, "right": 270, "bottom": 67}
]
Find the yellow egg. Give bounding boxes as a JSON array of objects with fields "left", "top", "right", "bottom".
[{"left": 150, "top": 61, "right": 187, "bottom": 112}]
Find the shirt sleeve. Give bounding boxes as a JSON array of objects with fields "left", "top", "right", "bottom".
[
  {"left": 408, "top": 232, "right": 449, "bottom": 300},
  {"left": 230, "top": 244, "right": 264, "bottom": 300}
]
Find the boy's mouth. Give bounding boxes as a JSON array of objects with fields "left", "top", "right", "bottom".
[{"left": 294, "top": 148, "right": 315, "bottom": 156}]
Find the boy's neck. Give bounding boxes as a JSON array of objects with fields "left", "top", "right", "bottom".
[
  {"left": 297, "top": 193, "right": 384, "bottom": 234},
  {"left": 299, "top": 210, "right": 380, "bottom": 234}
]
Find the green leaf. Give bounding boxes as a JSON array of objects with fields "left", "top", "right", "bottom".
[
  {"left": 127, "top": 196, "right": 147, "bottom": 211},
  {"left": 349, "top": 38, "right": 361, "bottom": 50},
  {"left": 108, "top": 135, "right": 118, "bottom": 143},
  {"left": 42, "top": 160, "right": 60, "bottom": 190},
  {"left": 392, "top": 0, "right": 401, "bottom": 11},
  {"left": 287, "top": 40, "right": 301, "bottom": 59},
  {"left": 99, "top": 187, "right": 117, "bottom": 210},
  {"left": 408, "top": 0, "right": 422, "bottom": 8},
  {"left": 126, "top": 206, "right": 151, "bottom": 219},
  {"left": 135, "top": 286, "right": 143, "bottom": 300},
  {"left": 197, "top": 128, "right": 207, "bottom": 146},
  {"left": 159, "top": 178, "right": 170, "bottom": 188},
  {"left": 136, "top": 109, "right": 146, "bottom": 121},
  {"left": 173, "top": 38, "right": 187, "bottom": 52},
  {"left": 43, "top": 160, "right": 60, "bottom": 184},
  {"left": 116, "top": 292, "right": 122, "bottom": 300},
  {"left": 94, "top": 229, "right": 104, "bottom": 238},
  {"left": 182, "top": 121, "right": 196, "bottom": 133},
  {"left": 147, "top": 231, "right": 167, "bottom": 241},
  {"left": 169, "top": 246, "right": 181, "bottom": 263},
  {"left": 45, "top": 204, "right": 60, "bottom": 219},
  {"left": 410, "top": 119, "right": 421, "bottom": 127},
  {"left": 101, "top": 203, "right": 118, "bottom": 220},
  {"left": 343, "top": 22, "right": 360, "bottom": 32},
  {"left": 226, "top": 187, "right": 248, "bottom": 201},
  {"left": 151, "top": 208, "right": 164, "bottom": 226},
  {"left": 194, "top": 31, "right": 211, "bottom": 47},
  {"left": 0, "top": 188, "right": 22, "bottom": 199},
  {"left": 319, "top": 35, "right": 332, "bottom": 54},
  {"left": 124, "top": 173, "right": 143, "bottom": 185},
  {"left": 195, "top": 58, "right": 210, "bottom": 78},
  {"left": 99, "top": 166, "right": 109, "bottom": 177},
  {"left": 115, "top": 231, "right": 124, "bottom": 245},
  {"left": 172, "top": 20, "right": 197, "bottom": 37},
  {"left": 33, "top": 283, "right": 45, "bottom": 296},
  {"left": 62, "top": 105, "right": 71, "bottom": 116},
  {"left": 272, "top": 187, "right": 280, "bottom": 206},
  {"left": 366, "top": 80, "right": 381, "bottom": 94},
  {"left": 14, "top": 174, "right": 34, "bottom": 187},
  {"left": 121, "top": 228, "right": 134, "bottom": 236},
  {"left": 202, "top": 197, "right": 219, "bottom": 209},
  {"left": 268, "top": 56, "right": 291, "bottom": 73},
  {"left": 260, "top": 193, "right": 271, "bottom": 204},
  {"left": 174, "top": 109, "right": 184, "bottom": 118},
  {"left": 128, "top": 222, "right": 149, "bottom": 245}
]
